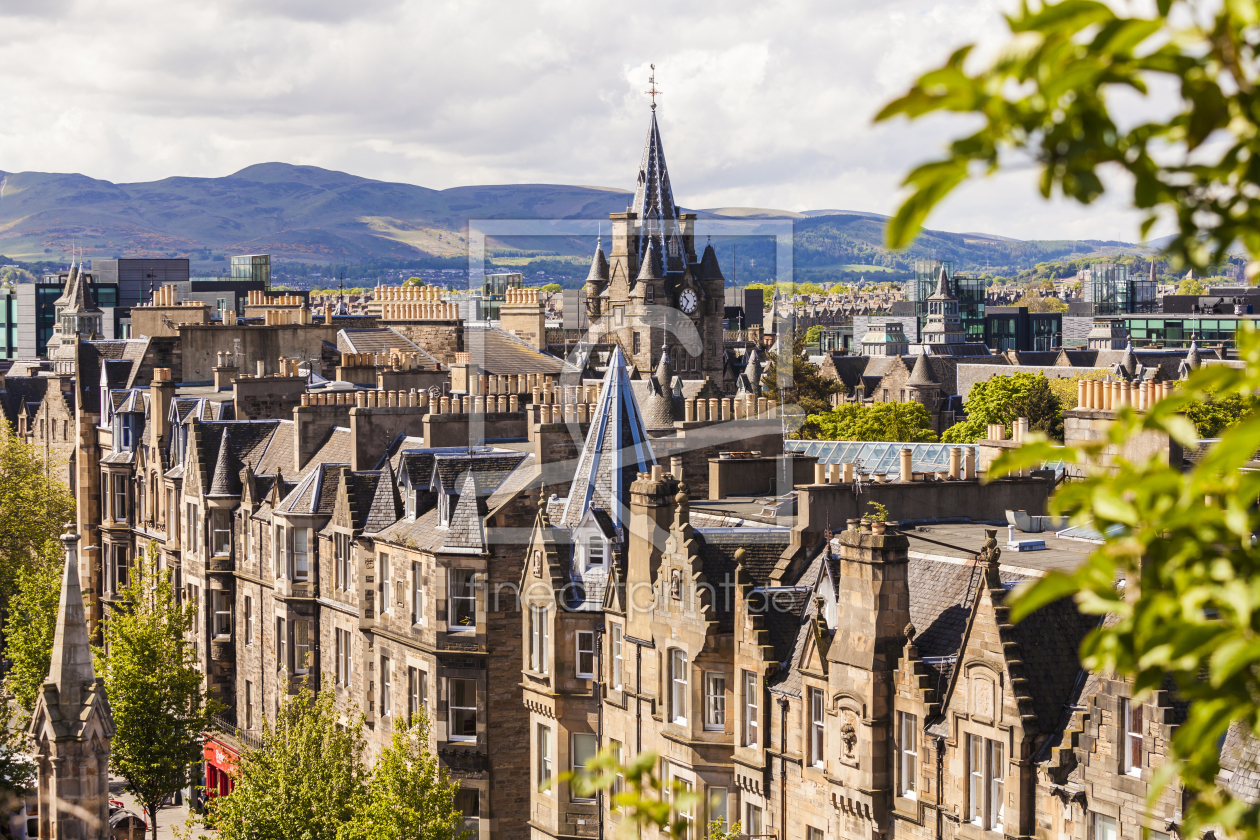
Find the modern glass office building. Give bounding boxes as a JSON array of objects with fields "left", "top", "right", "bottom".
[
  {"left": 908, "top": 260, "right": 987, "bottom": 341},
  {"left": 230, "top": 254, "right": 271, "bottom": 288}
]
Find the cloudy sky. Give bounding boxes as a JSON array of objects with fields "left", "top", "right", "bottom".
[{"left": 0, "top": 0, "right": 1158, "bottom": 242}]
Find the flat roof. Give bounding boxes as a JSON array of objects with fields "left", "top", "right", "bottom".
[{"left": 898, "top": 520, "right": 1096, "bottom": 576}]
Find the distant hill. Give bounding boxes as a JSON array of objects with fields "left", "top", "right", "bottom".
[{"left": 0, "top": 162, "right": 1156, "bottom": 277}]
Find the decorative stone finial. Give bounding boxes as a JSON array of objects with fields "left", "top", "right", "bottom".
[{"left": 904, "top": 622, "right": 916, "bottom": 641}]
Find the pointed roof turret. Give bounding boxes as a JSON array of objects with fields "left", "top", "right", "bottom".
[
  {"left": 698, "top": 243, "right": 724, "bottom": 282},
  {"left": 46, "top": 526, "right": 96, "bottom": 712},
  {"left": 1186, "top": 340, "right": 1202, "bottom": 370},
  {"left": 636, "top": 237, "right": 663, "bottom": 283},
  {"left": 929, "top": 266, "right": 954, "bottom": 300},
  {"left": 654, "top": 343, "right": 672, "bottom": 388},
  {"left": 906, "top": 352, "right": 938, "bottom": 387},
  {"left": 560, "top": 346, "right": 656, "bottom": 531},
  {"left": 1121, "top": 342, "right": 1138, "bottom": 377},
  {"left": 208, "top": 427, "right": 243, "bottom": 497},
  {"left": 586, "top": 240, "right": 610, "bottom": 285}
]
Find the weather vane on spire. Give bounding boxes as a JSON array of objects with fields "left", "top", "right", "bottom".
[{"left": 646, "top": 64, "right": 661, "bottom": 110}]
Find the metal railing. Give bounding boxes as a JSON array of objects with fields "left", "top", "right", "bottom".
[{"left": 209, "top": 714, "right": 263, "bottom": 750}]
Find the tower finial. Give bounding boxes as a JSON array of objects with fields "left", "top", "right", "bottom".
[{"left": 646, "top": 64, "right": 661, "bottom": 111}]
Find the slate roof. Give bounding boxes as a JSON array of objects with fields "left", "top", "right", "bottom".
[
  {"left": 363, "top": 465, "right": 403, "bottom": 534},
  {"left": 277, "top": 462, "right": 347, "bottom": 516},
  {"left": 191, "top": 420, "right": 284, "bottom": 494},
  {"left": 559, "top": 347, "right": 656, "bottom": 530},
  {"left": 208, "top": 428, "right": 243, "bottom": 497},
  {"left": 462, "top": 324, "right": 575, "bottom": 376},
  {"left": 442, "top": 471, "right": 487, "bottom": 553},
  {"left": 337, "top": 328, "right": 444, "bottom": 368},
  {"left": 630, "top": 109, "right": 684, "bottom": 272},
  {"left": 432, "top": 451, "right": 527, "bottom": 493},
  {"left": 1, "top": 377, "right": 49, "bottom": 428},
  {"left": 586, "top": 243, "right": 610, "bottom": 284},
  {"left": 1219, "top": 721, "right": 1260, "bottom": 804},
  {"left": 696, "top": 529, "right": 793, "bottom": 631}
]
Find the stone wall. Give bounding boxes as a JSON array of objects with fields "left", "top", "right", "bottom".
[
  {"left": 235, "top": 375, "right": 309, "bottom": 421},
  {"left": 389, "top": 321, "right": 464, "bottom": 366},
  {"left": 179, "top": 323, "right": 346, "bottom": 382}
]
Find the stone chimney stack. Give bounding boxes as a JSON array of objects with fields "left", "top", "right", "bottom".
[{"left": 826, "top": 523, "right": 910, "bottom": 833}]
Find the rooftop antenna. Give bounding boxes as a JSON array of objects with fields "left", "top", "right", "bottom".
[{"left": 645, "top": 64, "right": 661, "bottom": 111}]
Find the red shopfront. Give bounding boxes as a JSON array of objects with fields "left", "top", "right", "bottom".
[{"left": 204, "top": 739, "right": 239, "bottom": 799}]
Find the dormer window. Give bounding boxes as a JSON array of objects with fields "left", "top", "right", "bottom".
[{"left": 587, "top": 536, "right": 605, "bottom": 566}]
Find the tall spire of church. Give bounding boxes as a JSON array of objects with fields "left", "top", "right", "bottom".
[{"left": 631, "top": 101, "right": 680, "bottom": 271}]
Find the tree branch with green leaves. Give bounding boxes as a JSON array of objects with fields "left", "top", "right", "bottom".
[{"left": 876, "top": 0, "right": 1260, "bottom": 274}]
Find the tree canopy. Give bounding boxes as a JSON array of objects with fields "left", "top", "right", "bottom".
[
  {"left": 0, "top": 423, "right": 75, "bottom": 604},
  {"left": 943, "top": 372, "right": 1064, "bottom": 443},
  {"left": 210, "top": 686, "right": 465, "bottom": 840},
  {"left": 799, "top": 401, "right": 937, "bottom": 442},
  {"left": 102, "top": 543, "right": 218, "bottom": 840},
  {"left": 763, "top": 330, "right": 846, "bottom": 417}
]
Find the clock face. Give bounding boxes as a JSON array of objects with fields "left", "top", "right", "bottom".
[{"left": 678, "top": 289, "right": 698, "bottom": 314}]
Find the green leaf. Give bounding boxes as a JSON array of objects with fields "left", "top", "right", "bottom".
[{"left": 1009, "top": 570, "right": 1081, "bottom": 622}]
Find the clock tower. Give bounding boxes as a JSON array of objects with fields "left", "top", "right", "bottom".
[{"left": 584, "top": 101, "right": 730, "bottom": 389}]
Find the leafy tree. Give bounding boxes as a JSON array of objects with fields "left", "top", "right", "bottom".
[
  {"left": 102, "top": 542, "right": 220, "bottom": 840},
  {"left": 1182, "top": 390, "right": 1255, "bottom": 438},
  {"left": 0, "top": 423, "right": 75, "bottom": 605},
  {"left": 4, "top": 541, "right": 63, "bottom": 718},
  {"left": 403, "top": 276, "right": 424, "bottom": 287},
  {"left": 566, "top": 749, "right": 699, "bottom": 840},
  {"left": 1012, "top": 294, "right": 1068, "bottom": 313},
  {"left": 763, "top": 330, "right": 846, "bottom": 416},
  {"left": 542, "top": 283, "right": 562, "bottom": 293},
  {"left": 879, "top": 0, "right": 1260, "bottom": 833},
  {"left": 1178, "top": 276, "right": 1207, "bottom": 295},
  {"left": 336, "top": 713, "right": 466, "bottom": 840},
  {"left": 875, "top": 0, "right": 1260, "bottom": 275},
  {"left": 799, "top": 401, "right": 937, "bottom": 442},
  {"left": 942, "top": 373, "right": 1063, "bottom": 443},
  {"left": 209, "top": 685, "right": 367, "bottom": 840},
  {"left": 804, "top": 324, "right": 824, "bottom": 345}
]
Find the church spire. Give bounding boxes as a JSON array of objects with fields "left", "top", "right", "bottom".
[
  {"left": 46, "top": 525, "right": 95, "bottom": 710},
  {"left": 631, "top": 108, "right": 680, "bottom": 267}
]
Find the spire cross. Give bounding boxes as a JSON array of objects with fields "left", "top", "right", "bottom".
[{"left": 646, "top": 64, "right": 661, "bottom": 110}]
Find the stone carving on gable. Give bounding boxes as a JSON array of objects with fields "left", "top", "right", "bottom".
[
  {"left": 973, "top": 675, "right": 995, "bottom": 721},
  {"left": 840, "top": 709, "right": 859, "bottom": 762}
]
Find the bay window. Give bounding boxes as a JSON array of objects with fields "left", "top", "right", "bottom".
[
  {"left": 377, "top": 553, "right": 390, "bottom": 614},
  {"left": 704, "top": 672, "right": 726, "bottom": 730},
  {"left": 530, "top": 605, "right": 549, "bottom": 674},
  {"left": 538, "top": 725, "right": 552, "bottom": 793},
  {"left": 449, "top": 679, "right": 477, "bottom": 741},
  {"left": 808, "top": 687, "right": 825, "bottom": 768},
  {"left": 571, "top": 734, "right": 598, "bottom": 801},
  {"left": 669, "top": 649, "right": 688, "bottom": 725},
  {"left": 291, "top": 529, "right": 309, "bottom": 582},
  {"left": 967, "top": 733, "right": 1004, "bottom": 831},
  {"left": 744, "top": 670, "right": 759, "bottom": 746},
  {"left": 898, "top": 711, "right": 918, "bottom": 798},
  {"left": 211, "top": 510, "right": 231, "bottom": 556},
  {"left": 212, "top": 591, "right": 232, "bottom": 639},
  {"left": 611, "top": 624, "right": 623, "bottom": 690},
  {"left": 450, "top": 569, "right": 476, "bottom": 630}
]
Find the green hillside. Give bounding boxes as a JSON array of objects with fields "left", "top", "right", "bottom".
[{"left": 0, "top": 162, "right": 1157, "bottom": 279}]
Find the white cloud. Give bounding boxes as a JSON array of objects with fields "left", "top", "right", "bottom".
[{"left": 0, "top": 0, "right": 1169, "bottom": 241}]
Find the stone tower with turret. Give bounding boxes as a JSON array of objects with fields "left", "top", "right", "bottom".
[
  {"left": 29, "top": 527, "right": 115, "bottom": 840},
  {"left": 583, "top": 107, "right": 729, "bottom": 387}
]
